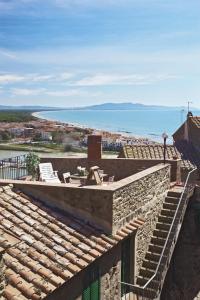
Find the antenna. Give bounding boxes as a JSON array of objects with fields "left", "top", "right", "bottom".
[{"left": 187, "top": 101, "right": 192, "bottom": 113}]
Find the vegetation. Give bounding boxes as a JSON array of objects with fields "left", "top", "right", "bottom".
[
  {"left": 52, "top": 131, "right": 65, "bottom": 143},
  {"left": 25, "top": 152, "right": 40, "bottom": 179},
  {"left": 0, "top": 110, "right": 37, "bottom": 122},
  {"left": 33, "top": 132, "right": 43, "bottom": 141},
  {"left": 64, "top": 144, "right": 73, "bottom": 152},
  {"left": 0, "top": 144, "right": 52, "bottom": 153},
  {"left": 0, "top": 131, "right": 13, "bottom": 141}
]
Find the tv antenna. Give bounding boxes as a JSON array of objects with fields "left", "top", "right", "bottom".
[{"left": 187, "top": 101, "right": 192, "bottom": 113}]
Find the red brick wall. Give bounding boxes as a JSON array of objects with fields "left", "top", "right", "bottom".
[{"left": 87, "top": 135, "right": 102, "bottom": 160}]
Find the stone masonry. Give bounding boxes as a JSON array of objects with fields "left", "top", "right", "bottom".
[{"left": 113, "top": 165, "right": 171, "bottom": 276}]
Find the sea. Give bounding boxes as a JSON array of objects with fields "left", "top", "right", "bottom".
[{"left": 34, "top": 109, "right": 200, "bottom": 143}]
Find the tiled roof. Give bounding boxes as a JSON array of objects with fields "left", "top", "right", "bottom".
[
  {"left": 0, "top": 185, "right": 143, "bottom": 300},
  {"left": 0, "top": 229, "right": 19, "bottom": 254},
  {"left": 121, "top": 143, "right": 197, "bottom": 170},
  {"left": 190, "top": 116, "right": 200, "bottom": 128}
]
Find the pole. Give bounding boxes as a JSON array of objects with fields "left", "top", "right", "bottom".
[
  {"left": 164, "top": 137, "right": 166, "bottom": 164},
  {"left": 162, "top": 132, "right": 168, "bottom": 164},
  {"left": 188, "top": 101, "right": 192, "bottom": 114}
]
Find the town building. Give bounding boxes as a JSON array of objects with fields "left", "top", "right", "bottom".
[
  {"left": 173, "top": 113, "right": 200, "bottom": 153},
  {"left": 8, "top": 128, "right": 25, "bottom": 137},
  {"left": 40, "top": 131, "right": 53, "bottom": 141}
]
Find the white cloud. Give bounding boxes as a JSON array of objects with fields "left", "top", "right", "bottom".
[
  {"left": 10, "top": 87, "right": 94, "bottom": 98},
  {"left": 72, "top": 73, "right": 177, "bottom": 86},
  {"left": 30, "top": 72, "right": 74, "bottom": 82},
  {"left": 11, "top": 88, "right": 46, "bottom": 96},
  {"left": 46, "top": 89, "right": 83, "bottom": 97},
  {"left": 13, "top": 45, "right": 200, "bottom": 72},
  {"left": 31, "top": 74, "right": 54, "bottom": 82},
  {"left": 0, "top": 74, "right": 25, "bottom": 84},
  {"left": 0, "top": 72, "right": 75, "bottom": 85},
  {"left": 59, "top": 72, "right": 74, "bottom": 80}
]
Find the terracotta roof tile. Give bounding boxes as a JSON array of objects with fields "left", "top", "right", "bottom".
[
  {"left": 121, "top": 142, "right": 198, "bottom": 170},
  {"left": 190, "top": 116, "right": 200, "bottom": 128},
  {"left": 0, "top": 185, "right": 143, "bottom": 299}
]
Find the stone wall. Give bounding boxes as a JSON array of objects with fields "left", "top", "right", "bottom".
[
  {"left": 112, "top": 164, "right": 170, "bottom": 230},
  {"left": 112, "top": 164, "right": 171, "bottom": 276},
  {"left": 100, "top": 244, "right": 121, "bottom": 300},
  {"left": 40, "top": 156, "right": 180, "bottom": 182}
]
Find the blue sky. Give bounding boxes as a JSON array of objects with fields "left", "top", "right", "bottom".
[{"left": 0, "top": 0, "right": 200, "bottom": 107}]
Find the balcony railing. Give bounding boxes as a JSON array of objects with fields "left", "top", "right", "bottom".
[
  {"left": 120, "top": 167, "right": 197, "bottom": 300},
  {"left": 0, "top": 154, "right": 28, "bottom": 180}
]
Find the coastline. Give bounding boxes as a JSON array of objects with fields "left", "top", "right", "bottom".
[
  {"left": 32, "top": 111, "right": 91, "bottom": 131},
  {"left": 32, "top": 110, "right": 155, "bottom": 142}
]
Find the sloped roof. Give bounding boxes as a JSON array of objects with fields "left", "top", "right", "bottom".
[
  {"left": 190, "top": 116, "right": 200, "bottom": 128},
  {"left": 0, "top": 229, "right": 19, "bottom": 254},
  {"left": 120, "top": 142, "right": 197, "bottom": 170},
  {"left": 0, "top": 185, "right": 143, "bottom": 300}
]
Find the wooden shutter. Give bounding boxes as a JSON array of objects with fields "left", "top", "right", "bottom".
[
  {"left": 90, "top": 278, "right": 99, "bottom": 300},
  {"left": 82, "top": 286, "right": 90, "bottom": 300},
  {"left": 82, "top": 267, "right": 100, "bottom": 300}
]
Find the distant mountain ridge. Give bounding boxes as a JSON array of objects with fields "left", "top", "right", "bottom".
[
  {"left": 75, "top": 102, "right": 196, "bottom": 111},
  {"left": 0, "top": 103, "right": 198, "bottom": 111}
]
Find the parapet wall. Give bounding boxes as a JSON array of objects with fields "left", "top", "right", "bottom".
[{"left": 40, "top": 157, "right": 180, "bottom": 182}]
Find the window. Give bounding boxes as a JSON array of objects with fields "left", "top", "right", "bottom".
[
  {"left": 82, "top": 267, "right": 100, "bottom": 300},
  {"left": 121, "top": 237, "right": 131, "bottom": 296}
]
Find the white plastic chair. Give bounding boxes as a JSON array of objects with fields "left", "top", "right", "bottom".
[
  {"left": 39, "top": 163, "right": 60, "bottom": 183},
  {"left": 63, "top": 172, "right": 71, "bottom": 183},
  {"left": 108, "top": 176, "right": 115, "bottom": 184}
]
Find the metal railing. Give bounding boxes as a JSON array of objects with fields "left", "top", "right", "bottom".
[
  {"left": 120, "top": 167, "right": 197, "bottom": 300},
  {"left": 0, "top": 154, "right": 28, "bottom": 180}
]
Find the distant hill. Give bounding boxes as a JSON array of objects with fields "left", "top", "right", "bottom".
[
  {"left": 0, "top": 103, "right": 198, "bottom": 111},
  {"left": 76, "top": 102, "right": 196, "bottom": 111}
]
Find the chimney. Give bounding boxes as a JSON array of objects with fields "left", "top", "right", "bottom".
[{"left": 87, "top": 135, "right": 102, "bottom": 160}]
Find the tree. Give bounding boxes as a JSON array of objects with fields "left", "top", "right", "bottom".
[
  {"left": 0, "top": 131, "right": 12, "bottom": 141},
  {"left": 25, "top": 152, "right": 40, "bottom": 180}
]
